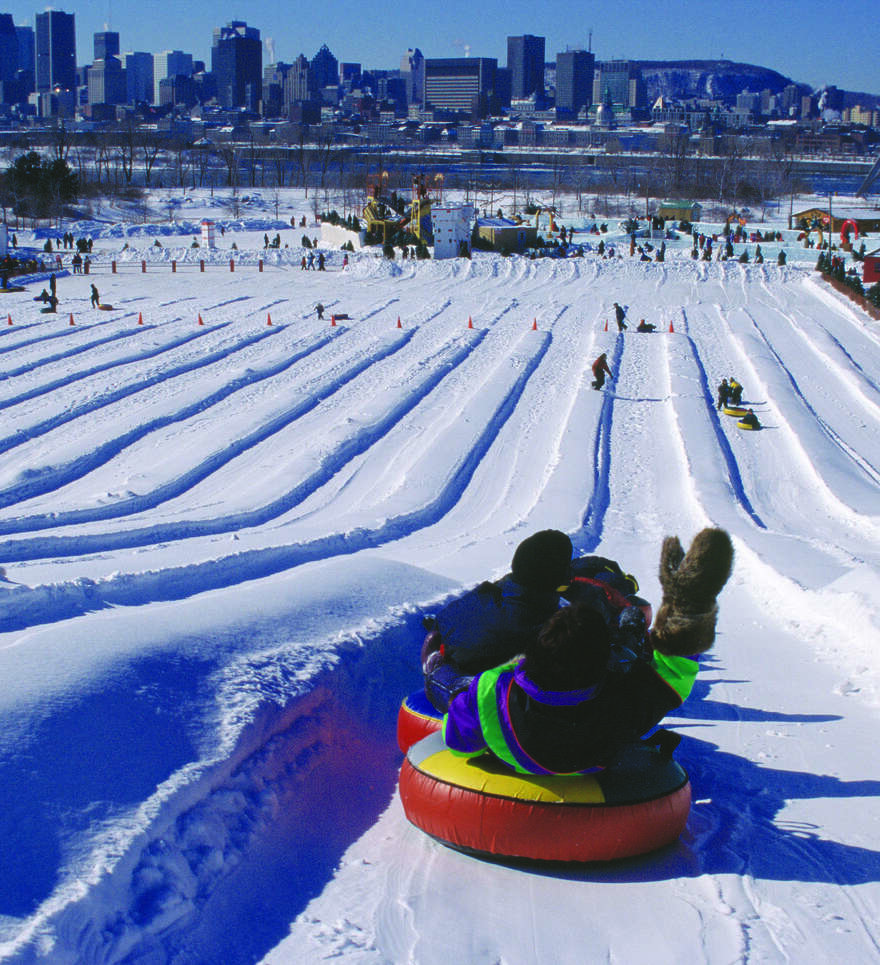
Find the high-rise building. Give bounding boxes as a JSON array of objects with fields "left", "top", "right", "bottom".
[
  {"left": 211, "top": 20, "right": 262, "bottom": 111},
  {"left": 122, "top": 51, "right": 153, "bottom": 104},
  {"left": 94, "top": 31, "right": 119, "bottom": 61},
  {"left": 153, "top": 50, "right": 192, "bottom": 105},
  {"left": 400, "top": 48, "right": 425, "bottom": 105},
  {"left": 507, "top": 34, "right": 544, "bottom": 100},
  {"left": 424, "top": 57, "right": 497, "bottom": 116},
  {"left": 310, "top": 44, "right": 338, "bottom": 91},
  {"left": 88, "top": 55, "right": 125, "bottom": 106},
  {"left": 285, "top": 54, "right": 311, "bottom": 105},
  {"left": 0, "top": 14, "right": 17, "bottom": 83},
  {"left": 592, "top": 60, "right": 645, "bottom": 110},
  {"left": 15, "top": 25, "right": 34, "bottom": 74},
  {"left": 555, "top": 49, "right": 594, "bottom": 116},
  {"left": 35, "top": 9, "right": 76, "bottom": 93}
]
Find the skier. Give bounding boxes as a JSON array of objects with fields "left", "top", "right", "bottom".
[
  {"left": 591, "top": 352, "right": 613, "bottom": 390},
  {"left": 613, "top": 302, "right": 627, "bottom": 331}
]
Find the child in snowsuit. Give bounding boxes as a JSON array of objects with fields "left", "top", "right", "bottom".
[
  {"left": 422, "top": 530, "right": 573, "bottom": 711},
  {"left": 441, "top": 529, "right": 734, "bottom": 774},
  {"left": 717, "top": 378, "right": 730, "bottom": 410},
  {"left": 592, "top": 353, "right": 613, "bottom": 390},
  {"left": 728, "top": 378, "right": 743, "bottom": 405}
]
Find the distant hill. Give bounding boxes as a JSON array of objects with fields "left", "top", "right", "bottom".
[{"left": 636, "top": 59, "right": 805, "bottom": 105}]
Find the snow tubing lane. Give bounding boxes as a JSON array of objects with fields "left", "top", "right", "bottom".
[
  {"left": 399, "top": 731, "right": 691, "bottom": 863},
  {"left": 397, "top": 690, "right": 442, "bottom": 753}
]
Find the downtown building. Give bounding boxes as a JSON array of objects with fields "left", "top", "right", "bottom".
[
  {"left": 212, "top": 20, "right": 262, "bottom": 112},
  {"left": 35, "top": 9, "right": 75, "bottom": 93},
  {"left": 555, "top": 48, "right": 595, "bottom": 117},
  {"left": 424, "top": 57, "right": 498, "bottom": 117},
  {"left": 507, "top": 34, "right": 544, "bottom": 100}
]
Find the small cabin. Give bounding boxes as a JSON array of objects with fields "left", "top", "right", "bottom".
[
  {"left": 656, "top": 200, "right": 702, "bottom": 223},
  {"left": 864, "top": 248, "right": 880, "bottom": 285}
]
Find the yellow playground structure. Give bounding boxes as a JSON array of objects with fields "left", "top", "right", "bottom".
[{"left": 363, "top": 172, "right": 444, "bottom": 244}]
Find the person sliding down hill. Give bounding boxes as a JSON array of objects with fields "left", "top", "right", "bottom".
[
  {"left": 637, "top": 319, "right": 656, "bottom": 332},
  {"left": 421, "top": 530, "right": 573, "bottom": 711},
  {"left": 422, "top": 529, "right": 658, "bottom": 714},
  {"left": 441, "top": 529, "right": 734, "bottom": 775},
  {"left": 591, "top": 352, "right": 613, "bottom": 390}
]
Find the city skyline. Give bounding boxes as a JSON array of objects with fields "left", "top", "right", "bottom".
[{"left": 3, "top": 0, "right": 878, "bottom": 97}]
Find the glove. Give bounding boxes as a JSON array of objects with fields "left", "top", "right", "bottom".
[{"left": 652, "top": 528, "right": 734, "bottom": 656}]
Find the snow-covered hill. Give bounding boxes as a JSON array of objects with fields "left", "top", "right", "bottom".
[{"left": 1, "top": 192, "right": 879, "bottom": 964}]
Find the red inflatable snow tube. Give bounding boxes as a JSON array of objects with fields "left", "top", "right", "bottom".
[
  {"left": 399, "top": 731, "right": 691, "bottom": 863},
  {"left": 397, "top": 690, "right": 443, "bottom": 752}
]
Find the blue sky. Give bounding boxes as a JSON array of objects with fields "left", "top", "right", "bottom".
[{"left": 6, "top": 0, "right": 879, "bottom": 95}]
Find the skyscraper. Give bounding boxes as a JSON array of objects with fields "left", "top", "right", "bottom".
[
  {"left": 211, "top": 20, "right": 262, "bottom": 111},
  {"left": 0, "top": 14, "right": 17, "bottom": 84},
  {"left": 424, "top": 58, "right": 497, "bottom": 116},
  {"left": 507, "top": 34, "right": 544, "bottom": 100},
  {"left": 555, "top": 49, "right": 594, "bottom": 116},
  {"left": 123, "top": 52, "right": 154, "bottom": 104},
  {"left": 94, "top": 31, "right": 119, "bottom": 61},
  {"left": 153, "top": 50, "right": 192, "bottom": 105},
  {"left": 35, "top": 9, "right": 76, "bottom": 93}
]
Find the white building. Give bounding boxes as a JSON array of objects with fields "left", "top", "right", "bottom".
[{"left": 431, "top": 203, "right": 475, "bottom": 259}]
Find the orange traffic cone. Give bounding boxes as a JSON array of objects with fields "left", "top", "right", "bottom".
[
  {"left": 7, "top": 313, "right": 12, "bottom": 326},
  {"left": 468, "top": 316, "right": 473, "bottom": 329},
  {"left": 331, "top": 315, "right": 337, "bottom": 326},
  {"left": 532, "top": 318, "right": 538, "bottom": 331},
  {"left": 69, "top": 313, "right": 75, "bottom": 326},
  {"left": 267, "top": 313, "right": 272, "bottom": 326},
  {"left": 198, "top": 313, "right": 204, "bottom": 326},
  {"left": 138, "top": 311, "right": 144, "bottom": 325},
  {"left": 668, "top": 320, "right": 675, "bottom": 333},
  {"left": 604, "top": 319, "right": 608, "bottom": 332},
  {"left": 397, "top": 316, "right": 402, "bottom": 328}
]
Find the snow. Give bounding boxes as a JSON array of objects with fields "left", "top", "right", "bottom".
[{"left": 1, "top": 187, "right": 880, "bottom": 964}]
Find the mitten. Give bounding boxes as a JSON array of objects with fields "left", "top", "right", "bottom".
[{"left": 652, "top": 528, "right": 734, "bottom": 656}]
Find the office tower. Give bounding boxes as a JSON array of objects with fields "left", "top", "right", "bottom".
[
  {"left": 310, "top": 44, "right": 338, "bottom": 91},
  {"left": 35, "top": 9, "right": 76, "bottom": 92},
  {"left": 122, "top": 51, "right": 153, "bottom": 104},
  {"left": 211, "top": 20, "right": 262, "bottom": 111},
  {"left": 424, "top": 58, "right": 497, "bottom": 115},
  {"left": 507, "top": 34, "right": 544, "bottom": 99},
  {"left": 592, "top": 60, "right": 646, "bottom": 110},
  {"left": 400, "top": 47, "right": 425, "bottom": 105},
  {"left": 153, "top": 50, "right": 192, "bottom": 105},
  {"left": 555, "top": 49, "right": 594, "bottom": 115},
  {"left": 94, "top": 30, "right": 119, "bottom": 61}
]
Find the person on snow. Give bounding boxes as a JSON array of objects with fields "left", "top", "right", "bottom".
[
  {"left": 90, "top": 283, "right": 100, "bottom": 308},
  {"left": 637, "top": 319, "right": 656, "bottom": 332},
  {"left": 316, "top": 302, "right": 324, "bottom": 320},
  {"left": 591, "top": 352, "right": 613, "bottom": 390},
  {"left": 728, "top": 378, "right": 743, "bottom": 405},
  {"left": 740, "top": 408, "right": 760, "bottom": 429},
  {"left": 422, "top": 530, "right": 574, "bottom": 711},
  {"left": 441, "top": 528, "right": 734, "bottom": 775},
  {"left": 318, "top": 251, "right": 325, "bottom": 270},
  {"left": 716, "top": 378, "right": 731, "bottom": 410},
  {"left": 614, "top": 302, "right": 627, "bottom": 331}
]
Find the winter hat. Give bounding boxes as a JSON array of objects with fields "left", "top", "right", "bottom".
[{"left": 511, "top": 529, "right": 573, "bottom": 591}]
